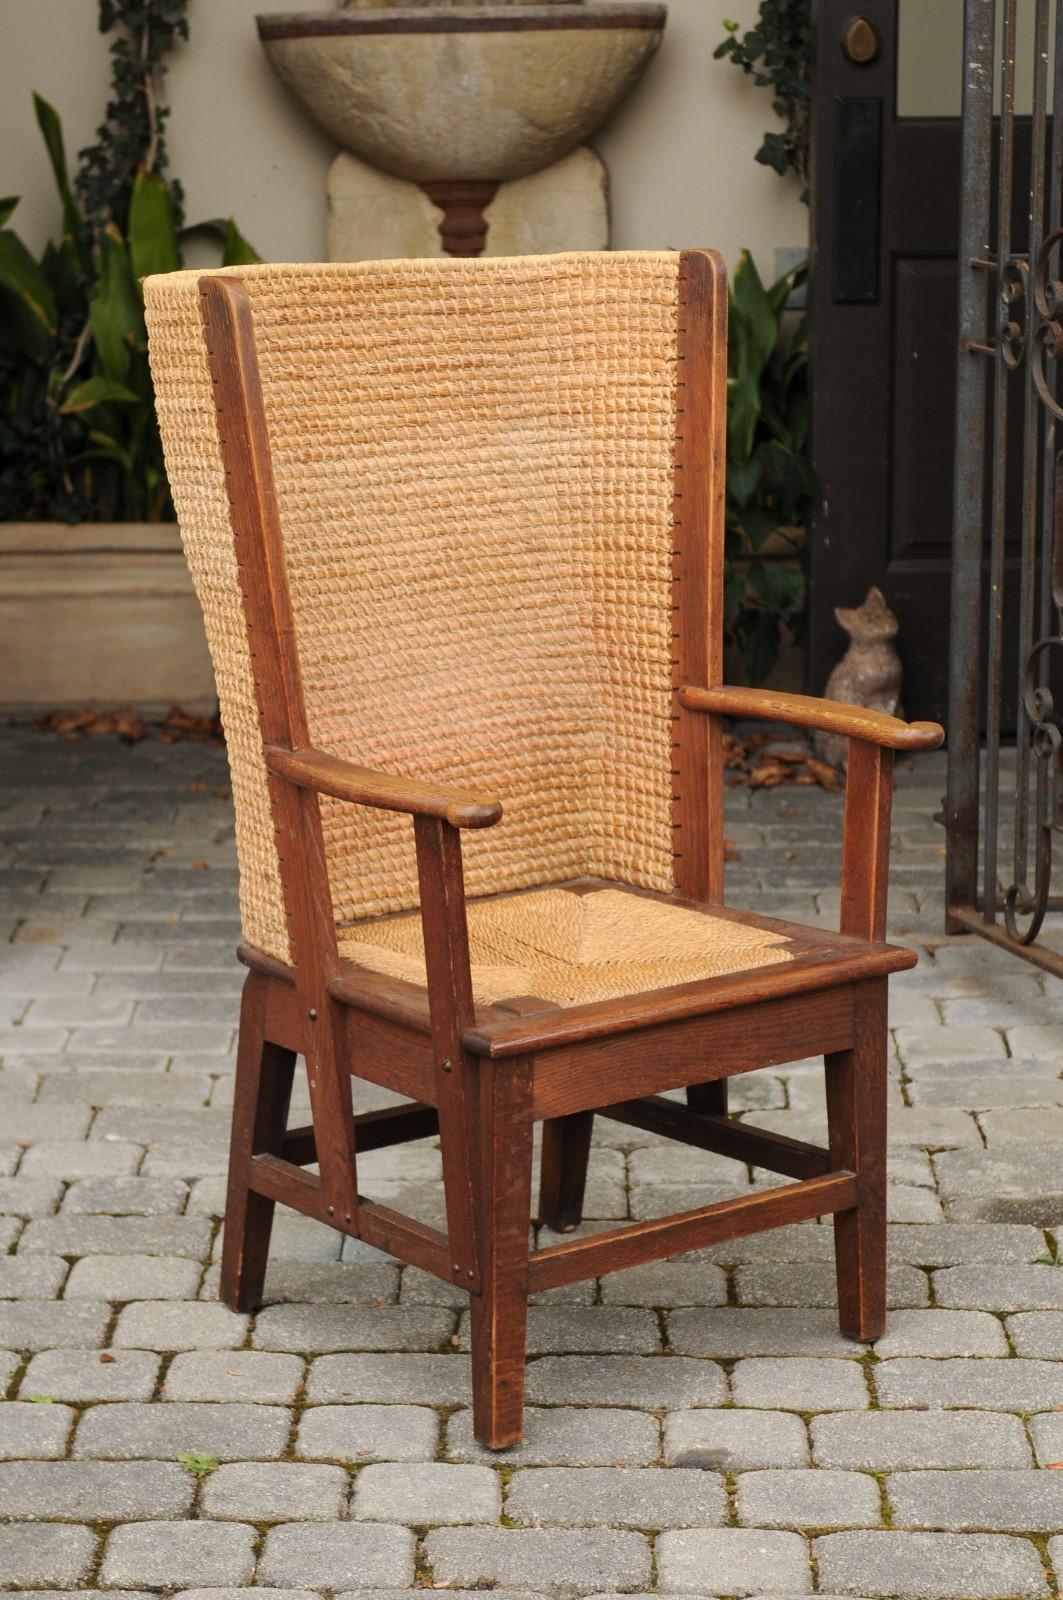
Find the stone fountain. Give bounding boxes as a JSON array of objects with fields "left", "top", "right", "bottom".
[{"left": 257, "top": 0, "right": 666, "bottom": 259}]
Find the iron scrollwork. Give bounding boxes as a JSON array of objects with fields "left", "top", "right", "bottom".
[{"left": 1004, "top": 636, "right": 1063, "bottom": 943}]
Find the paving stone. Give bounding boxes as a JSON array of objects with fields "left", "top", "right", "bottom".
[
  {"left": 908, "top": 1070, "right": 1063, "bottom": 1109},
  {"left": 731, "top": 1357, "right": 869, "bottom": 1412},
  {"left": 894, "top": 1025, "right": 1007, "bottom": 1063},
  {"left": 201, "top": 1461, "right": 349, "bottom": 1522},
  {"left": 887, "top": 1223, "right": 1047, "bottom": 1264},
  {"left": 296, "top": 1403, "right": 440, "bottom": 1463},
  {"left": 253, "top": 1303, "right": 453, "bottom": 1353},
  {"left": 597, "top": 1262, "right": 728, "bottom": 1306},
  {"left": 41, "top": 1069, "right": 214, "bottom": 1109},
  {"left": 19, "top": 1214, "right": 211, "bottom": 1257},
  {"left": 426, "top": 1528, "right": 651, "bottom": 1594},
  {"left": 258, "top": 1523, "right": 415, "bottom": 1588},
  {"left": 933, "top": 1264, "right": 1063, "bottom": 1310},
  {"left": 164, "top": 1349, "right": 304, "bottom": 1403},
  {"left": 20, "top": 1346, "right": 160, "bottom": 1402},
  {"left": 0, "top": 1176, "right": 64, "bottom": 1217},
  {"left": 656, "top": 1528, "right": 811, "bottom": 1595},
  {"left": 524, "top": 1354, "right": 726, "bottom": 1408},
  {"left": 0, "top": 1400, "right": 75, "bottom": 1459},
  {"left": 888, "top": 1467, "right": 1063, "bottom": 1531},
  {"left": 935, "top": 1146, "right": 1063, "bottom": 1204},
  {"left": 813, "top": 1529, "right": 1048, "bottom": 1598},
  {"left": 811, "top": 1410, "right": 1032, "bottom": 1469},
  {"left": 113, "top": 1300, "right": 248, "bottom": 1350},
  {"left": 0, "top": 1458, "right": 193, "bottom": 1520},
  {"left": 99, "top": 1520, "right": 257, "bottom": 1588},
  {"left": 875, "top": 1355, "right": 1063, "bottom": 1410},
  {"left": 238, "top": 1256, "right": 399, "bottom": 1305},
  {"left": 307, "top": 1353, "right": 471, "bottom": 1404},
  {"left": 0, "top": 1297, "right": 113, "bottom": 1352},
  {"left": 735, "top": 1262, "right": 929, "bottom": 1308},
  {"left": 667, "top": 1308, "right": 864, "bottom": 1358},
  {"left": 736, "top": 1468, "right": 881, "bottom": 1530},
  {"left": 873, "top": 1308, "right": 1009, "bottom": 1357},
  {"left": 92, "top": 1106, "right": 232, "bottom": 1144},
  {"left": 665, "top": 1409, "right": 810, "bottom": 1469},
  {"left": 65, "top": 1252, "right": 202, "bottom": 1300},
  {"left": 505, "top": 1466, "right": 726, "bottom": 1529},
  {"left": 447, "top": 1405, "right": 660, "bottom": 1466},
  {"left": 0, "top": 1254, "right": 68, "bottom": 1298},
  {"left": 0, "top": 1525, "right": 96, "bottom": 1587},
  {"left": 0, "top": 1102, "right": 92, "bottom": 1142},
  {"left": 1005, "top": 1310, "right": 1063, "bottom": 1356},
  {"left": 889, "top": 1186, "right": 946, "bottom": 1222},
  {"left": 73, "top": 1400, "right": 290, "bottom": 1460},
  {"left": 456, "top": 1305, "right": 661, "bottom": 1355},
  {"left": 19, "top": 1140, "right": 144, "bottom": 1180},
  {"left": 353, "top": 1461, "right": 500, "bottom": 1524},
  {"left": 1007, "top": 1024, "right": 1063, "bottom": 1060}
]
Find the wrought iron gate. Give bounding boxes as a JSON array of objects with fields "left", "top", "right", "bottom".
[{"left": 946, "top": 0, "right": 1063, "bottom": 973}]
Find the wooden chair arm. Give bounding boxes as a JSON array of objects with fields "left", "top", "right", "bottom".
[
  {"left": 264, "top": 745, "right": 503, "bottom": 829},
  {"left": 678, "top": 686, "right": 944, "bottom": 752}
]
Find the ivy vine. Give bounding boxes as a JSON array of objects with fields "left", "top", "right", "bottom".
[
  {"left": 716, "top": 0, "right": 813, "bottom": 201},
  {"left": 77, "top": 0, "right": 189, "bottom": 237}
]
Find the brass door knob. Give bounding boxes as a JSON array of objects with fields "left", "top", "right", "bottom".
[{"left": 843, "top": 16, "right": 880, "bottom": 64}]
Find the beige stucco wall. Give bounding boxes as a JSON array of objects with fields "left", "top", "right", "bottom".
[{"left": 0, "top": 0, "right": 807, "bottom": 276}]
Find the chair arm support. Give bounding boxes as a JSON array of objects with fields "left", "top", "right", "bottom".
[
  {"left": 264, "top": 745, "right": 503, "bottom": 829},
  {"left": 678, "top": 686, "right": 944, "bottom": 752}
]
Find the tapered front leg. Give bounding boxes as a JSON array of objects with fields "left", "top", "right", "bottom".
[
  {"left": 220, "top": 971, "right": 296, "bottom": 1314},
  {"left": 825, "top": 978, "right": 887, "bottom": 1342},
  {"left": 468, "top": 1055, "right": 534, "bottom": 1449},
  {"left": 538, "top": 1112, "right": 594, "bottom": 1233}
]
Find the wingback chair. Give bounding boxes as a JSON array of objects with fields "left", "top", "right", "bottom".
[{"left": 144, "top": 252, "right": 943, "bottom": 1448}]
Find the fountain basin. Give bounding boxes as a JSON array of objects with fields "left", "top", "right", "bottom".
[{"left": 257, "top": 3, "right": 666, "bottom": 184}]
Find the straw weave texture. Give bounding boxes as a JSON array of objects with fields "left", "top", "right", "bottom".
[
  {"left": 340, "top": 887, "right": 793, "bottom": 1007},
  {"left": 145, "top": 254, "right": 684, "bottom": 965}
]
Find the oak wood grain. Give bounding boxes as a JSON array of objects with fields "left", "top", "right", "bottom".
[{"left": 678, "top": 684, "right": 945, "bottom": 750}]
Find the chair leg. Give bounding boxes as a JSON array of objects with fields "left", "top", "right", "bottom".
[
  {"left": 220, "top": 971, "right": 296, "bottom": 1314},
  {"left": 538, "top": 1112, "right": 594, "bottom": 1232},
  {"left": 825, "top": 978, "right": 887, "bottom": 1342},
  {"left": 469, "top": 1055, "right": 534, "bottom": 1450},
  {"left": 687, "top": 1081, "right": 728, "bottom": 1115}
]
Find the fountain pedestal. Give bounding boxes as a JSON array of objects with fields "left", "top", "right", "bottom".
[
  {"left": 327, "top": 145, "right": 608, "bottom": 260},
  {"left": 258, "top": 1, "right": 664, "bottom": 260}
]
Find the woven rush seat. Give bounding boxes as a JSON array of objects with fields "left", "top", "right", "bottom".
[{"left": 339, "top": 885, "right": 794, "bottom": 1007}]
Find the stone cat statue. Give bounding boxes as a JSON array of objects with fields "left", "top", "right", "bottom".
[{"left": 813, "top": 586, "right": 903, "bottom": 770}]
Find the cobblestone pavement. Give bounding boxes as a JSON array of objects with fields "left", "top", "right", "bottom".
[{"left": 1, "top": 726, "right": 1062, "bottom": 1599}]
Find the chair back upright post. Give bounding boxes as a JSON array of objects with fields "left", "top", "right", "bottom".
[
  {"left": 672, "top": 250, "right": 729, "bottom": 907},
  {"left": 198, "top": 275, "right": 361, "bottom": 1232}
]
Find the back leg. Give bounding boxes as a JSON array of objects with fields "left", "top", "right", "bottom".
[
  {"left": 538, "top": 1112, "right": 594, "bottom": 1233},
  {"left": 687, "top": 1080, "right": 728, "bottom": 1116},
  {"left": 220, "top": 971, "right": 296, "bottom": 1313}
]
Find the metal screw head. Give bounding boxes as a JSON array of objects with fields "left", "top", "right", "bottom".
[
  {"left": 308, "top": 1007, "right": 318, "bottom": 1020},
  {"left": 440, "top": 1058, "right": 452, "bottom": 1073},
  {"left": 326, "top": 1204, "right": 334, "bottom": 1217},
  {"left": 453, "top": 1262, "right": 461, "bottom": 1273}
]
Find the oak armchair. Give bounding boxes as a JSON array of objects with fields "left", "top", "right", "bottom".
[{"left": 144, "top": 252, "right": 942, "bottom": 1449}]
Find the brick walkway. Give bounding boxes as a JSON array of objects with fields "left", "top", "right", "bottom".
[{"left": 1, "top": 726, "right": 1061, "bottom": 1599}]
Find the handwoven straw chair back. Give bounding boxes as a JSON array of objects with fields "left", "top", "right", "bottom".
[{"left": 145, "top": 254, "right": 691, "bottom": 966}]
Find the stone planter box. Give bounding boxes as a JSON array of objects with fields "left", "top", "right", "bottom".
[{"left": 0, "top": 522, "right": 215, "bottom": 713}]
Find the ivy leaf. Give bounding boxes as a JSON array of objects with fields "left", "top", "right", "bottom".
[
  {"left": 129, "top": 171, "right": 181, "bottom": 281},
  {"left": 59, "top": 375, "right": 140, "bottom": 414}
]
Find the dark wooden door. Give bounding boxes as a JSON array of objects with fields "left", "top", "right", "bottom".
[{"left": 809, "top": 0, "right": 964, "bottom": 723}]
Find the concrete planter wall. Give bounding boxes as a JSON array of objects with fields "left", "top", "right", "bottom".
[{"left": 0, "top": 522, "right": 215, "bottom": 713}]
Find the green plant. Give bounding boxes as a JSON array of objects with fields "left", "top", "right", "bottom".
[
  {"left": 0, "top": 0, "right": 258, "bottom": 524},
  {"left": 724, "top": 249, "right": 817, "bottom": 685},
  {"left": 716, "top": 1, "right": 812, "bottom": 200},
  {"left": 178, "top": 1451, "right": 220, "bottom": 1478}
]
